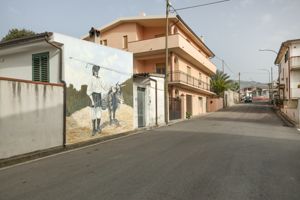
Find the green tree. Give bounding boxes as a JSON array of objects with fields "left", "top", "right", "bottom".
[
  {"left": 229, "top": 81, "right": 240, "bottom": 91},
  {"left": 210, "top": 70, "right": 232, "bottom": 96},
  {"left": 1, "top": 28, "right": 36, "bottom": 42}
]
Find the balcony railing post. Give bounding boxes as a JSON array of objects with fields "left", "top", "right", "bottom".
[
  {"left": 170, "top": 70, "right": 212, "bottom": 92},
  {"left": 290, "top": 56, "right": 300, "bottom": 69},
  {"left": 193, "top": 77, "right": 195, "bottom": 87},
  {"left": 186, "top": 73, "right": 188, "bottom": 84}
]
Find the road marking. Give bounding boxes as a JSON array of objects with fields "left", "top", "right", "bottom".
[{"left": 0, "top": 131, "right": 147, "bottom": 172}]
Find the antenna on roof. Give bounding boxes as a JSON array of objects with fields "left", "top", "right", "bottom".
[
  {"left": 139, "top": 12, "right": 146, "bottom": 17},
  {"left": 200, "top": 35, "right": 204, "bottom": 42}
]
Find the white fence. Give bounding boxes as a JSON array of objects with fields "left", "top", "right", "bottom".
[{"left": 224, "top": 90, "right": 239, "bottom": 107}]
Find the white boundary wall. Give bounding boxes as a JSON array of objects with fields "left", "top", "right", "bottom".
[{"left": 0, "top": 78, "right": 64, "bottom": 159}]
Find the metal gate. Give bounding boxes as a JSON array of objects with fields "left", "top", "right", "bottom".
[{"left": 169, "top": 97, "right": 182, "bottom": 120}]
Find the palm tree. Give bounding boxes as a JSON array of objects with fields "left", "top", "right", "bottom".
[{"left": 210, "top": 70, "right": 232, "bottom": 96}]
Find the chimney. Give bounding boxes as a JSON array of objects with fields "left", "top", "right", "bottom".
[{"left": 89, "top": 27, "right": 100, "bottom": 38}]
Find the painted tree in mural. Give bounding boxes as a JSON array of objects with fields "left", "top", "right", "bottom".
[
  {"left": 66, "top": 77, "right": 133, "bottom": 117},
  {"left": 210, "top": 70, "right": 232, "bottom": 96},
  {"left": 1, "top": 28, "right": 36, "bottom": 42},
  {"left": 66, "top": 84, "right": 90, "bottom": 116},
  {"left": 120, "top": 77, "right": 133, "bottom": 107}
]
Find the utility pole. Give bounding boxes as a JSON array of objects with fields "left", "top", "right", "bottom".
[
  {"left": 271, "top": 67, "right": 273, "bottom": 104},
  {"left": 164, "top": 0, "right": 170, "bottom": 125},
  {"left": 238, "top": 72, "right": 241, "bottom": 102},
  {"left": 269, "top": 71, "right": 272, "bottom": 104},
  {"left": 222, "top": 59, "right": 224, "bottom": 73},
  {"left": 258, "top": 49, "right": 278, "bottom": 106},
  {"left": 162, "top": 0, "right": 230, "bottom": 122}
]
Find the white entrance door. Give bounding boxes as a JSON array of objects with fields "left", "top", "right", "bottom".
[{"left": 198, "top": 97, "right": 203, "bottom": 114}]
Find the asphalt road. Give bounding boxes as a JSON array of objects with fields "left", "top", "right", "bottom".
[{"left": 1, "top": 103, "right": 300, "bottom": 200}]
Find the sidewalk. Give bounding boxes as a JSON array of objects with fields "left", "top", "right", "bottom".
[
  {"left": 273, "top": 106, "right": 296, "bottom": 127},
  {"left": 0, "top": 129, "right": 139, "bottom": 168}
]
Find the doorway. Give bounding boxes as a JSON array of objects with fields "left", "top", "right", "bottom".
[
  {"left": 169, "top": 97, "right": 182, "bottom": 120},
  {"left": 186, "top": 95, "right": 192, "bottom": 116},
  {"left": 198, "top": 97, "right": 203, "bottom": 114},
  {"left": 137, "top": 87, "right": 146, "bottom": 127}
]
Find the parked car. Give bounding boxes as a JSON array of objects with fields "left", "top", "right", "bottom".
[
  {"left": 244, "top": 96, "right": 252, "bottom": 103},
  {"left": 241, "top": 96, "right": 245, "bottom": 102}
]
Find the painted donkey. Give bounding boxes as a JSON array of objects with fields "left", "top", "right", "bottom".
[{"left": 106, "top": 83, "right": 124, "bottom": 124}]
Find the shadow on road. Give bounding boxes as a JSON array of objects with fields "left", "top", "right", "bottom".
[
  {"left": 203, "top": 115, "right": 284, "bottom": 126},
  {"left": 218, "top": 102, "right": 272, "bottom": 114},
  {"left": 202, "top": 102, "right": 286, "bottom": 126}
]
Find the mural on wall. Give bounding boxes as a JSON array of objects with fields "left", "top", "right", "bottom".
[{"left": 56, "top": 34, "right": 133, "bottom": 144}]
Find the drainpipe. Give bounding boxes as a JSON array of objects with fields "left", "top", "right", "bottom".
[
  {"left": 44, "top": 35, "right": 67, "bottom": 147},
  {"left": 149, "top": 77, "right": 158, "bottom": 126}
]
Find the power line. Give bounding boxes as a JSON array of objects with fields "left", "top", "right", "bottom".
[
  {"left": 213, "top": 56, "right": 235, "bottom": 75},
  {"left": 69, "top": 57, "right": 132, "bottom": 76},
  {"left": 169, "top": 4, "right": 179, "bottom": 15},
  {"left": 169, "top": 0, "right": 236, "bottom": 81},
  {"left": 173, "top": 0, "right": 230, "bottom": 11},
  {"left": 169, "top": 0, "right": 233, "bottom": 76},
  {"left": 223, "top": 60, "right": 235, "bottom": 75}
]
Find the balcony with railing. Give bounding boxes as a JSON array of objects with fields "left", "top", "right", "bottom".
[
  {"left": 169, "top": 70, "right": 214, "bottom": 94},
  {"left": 290, "top": 56, "right": 300, "bottom": 70},
  {"left": 128, "top": 34, "right": 216, "bottom": 74}
]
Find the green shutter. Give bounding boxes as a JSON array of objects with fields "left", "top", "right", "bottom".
[
  {"left": 32, "top": 55, "right": 41, "bottom": 81},
  {"left": 32, "top": 52, "right": 49, "bottom": 82},
  {"left": 40, "top": 54, "right": 49, "bottom": 82}
]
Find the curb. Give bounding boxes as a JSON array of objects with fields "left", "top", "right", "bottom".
[
  {"left": 0, "top": 129, "right": 145, "bottom": 169},
  {"left": 0, "top": 110, "right": 220, "bottom": 169},
  {"left": 0, "top": 120, "right": 182, "bottom": 169},
  {"left": 272, "top": 107, "right": 295, "bottom": 127}
]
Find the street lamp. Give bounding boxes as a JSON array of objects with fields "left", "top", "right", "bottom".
[
  {"left": 259, "top": 49, "right": 278, "bottom": 55},
  {"left": 258, "top": 49, "right": 278, "bottom": 106}
]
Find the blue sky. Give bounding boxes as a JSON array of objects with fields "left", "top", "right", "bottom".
[{"left": 1, "top": 0, "right": 300, "bottom": 83}]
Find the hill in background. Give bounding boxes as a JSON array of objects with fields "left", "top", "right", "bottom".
[{"left": 233, "top": 80, "right": 269, "bottom": 89}]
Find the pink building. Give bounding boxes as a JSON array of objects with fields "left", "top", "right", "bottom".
[{"left": 83, "top": 15, "right": 217, "bottom": 120}]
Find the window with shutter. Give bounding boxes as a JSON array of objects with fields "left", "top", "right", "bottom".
[
  {"left": 32, "top": 52, "right": 49, "bottom": 82},
  {"left": 156, "top": 63, "right": 165, "bottom": 74}
]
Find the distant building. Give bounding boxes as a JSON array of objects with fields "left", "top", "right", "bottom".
[
  {"left": 275, "top": 39, "right": 300, "bottom": 123},
  {"left": 275, "top": 39, "right": 300, "bottom": 101},
  {"left": 82, "top": 15, "right": 217, "bottom": 121},
  {"left": 240, "top": 86, "right": 269, "bottom": 102},
  {"left": 240, "top": 87, "right": 254, "bottom": 98},
  {"left": 251, "top": 86, "right": 270, "bottom": 101}
]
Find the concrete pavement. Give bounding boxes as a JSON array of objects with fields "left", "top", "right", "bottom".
[{"left": 1, "top": 103, "right": 300, "bottom": 200}]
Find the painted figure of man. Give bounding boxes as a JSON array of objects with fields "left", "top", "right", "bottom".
[{"left": 87, "top": 65, "right": 105, "bottom": 136}]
